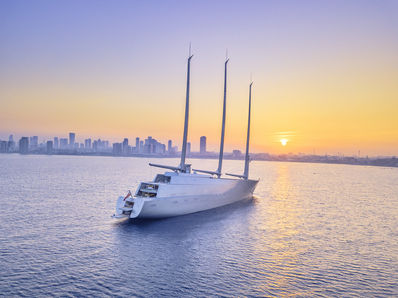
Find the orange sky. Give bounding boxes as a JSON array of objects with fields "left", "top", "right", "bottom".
[{"left": 1, "top": 1, "right": 397, "bottom": 157}]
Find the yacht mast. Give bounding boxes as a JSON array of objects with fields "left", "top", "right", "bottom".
[
  {"left": 226, "top": 81, "right": 253, "bottom": 180},
  {"left": 243, "top": 82, "right": 253, "bottom": 180},
  {"left": 193, "top": 58, "right": 230, "bottom": 177},
  {"left": 179, "top": 52, "right": 194, "bottom": 173},
  {"left": 150, "top": 51, "right": 193, "bottom": 173},
  {"left": 215, "top": 59, "right": 229, "bottom": 177}
]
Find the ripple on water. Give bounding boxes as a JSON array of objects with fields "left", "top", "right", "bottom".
[{"left": 0, "top": 155, "right": 397, "bottom": 297}]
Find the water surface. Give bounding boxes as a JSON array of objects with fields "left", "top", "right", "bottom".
[{"left": 1, "top": 154, "right": 397, "bottom": 297}]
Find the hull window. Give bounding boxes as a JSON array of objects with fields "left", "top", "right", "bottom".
[
  {"left": 154, "top": 175, "right": 171, "bottom": 183},
  {"left": 137, "top": 183, "right": 159, "bottom": 198},
  {"left": 125, "top": 201, "right": 134, "bottom": 208}
]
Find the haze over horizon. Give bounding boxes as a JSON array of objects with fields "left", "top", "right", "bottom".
[{"left": 1, "top": 0, "right": 397, "bottom": 157}]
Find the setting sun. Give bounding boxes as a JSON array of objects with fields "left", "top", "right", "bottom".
[{"left": 281, "top": 139, "right": 287, "bottom": 146}]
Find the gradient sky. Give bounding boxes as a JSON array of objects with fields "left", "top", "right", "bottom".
[{"left": 1, "top": 0, "right": 397, "bottom": 156}]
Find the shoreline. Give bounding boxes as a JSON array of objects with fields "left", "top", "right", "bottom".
[{"left": 1, "top": 151, "right": 397, "bottom": 168}]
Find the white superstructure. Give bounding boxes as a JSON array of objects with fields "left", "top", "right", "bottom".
[{"left": 113, "top": 51, "right": 259, "bottom": 219}]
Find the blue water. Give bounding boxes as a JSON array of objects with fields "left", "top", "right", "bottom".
[{"left": 1, "top": 154, "right": 397, "bottom": 297}]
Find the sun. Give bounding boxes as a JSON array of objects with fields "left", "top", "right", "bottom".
[{"left": 281, "top": 139, "right": 287, "bottom": 146}]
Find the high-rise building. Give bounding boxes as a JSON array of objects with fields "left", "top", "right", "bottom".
[
  {"left": 168, "top": 140, "right": 172, "bottom": 152},
  {"left": 6, "top": 135, "right": 14, "bottom": 150},
  {"left": 60, "top": 138, "right": 68, "bottom": 149},
  {"left": 123, "top": 138, "right": 129, "bottom": 149},
  {"left": 0, "top": 141, "right": 8, "bottom": 152},
  {"left": 187, "top": 142, "right": 191, "bottom": 155},
  {"left": 200, "top": 136, "right": 206, "bottom": 154},
  {"left": 85, "top": 139, "right": 91, "bottom": 149},
  {"left": 135, "top": 137, "right": 139, "bottom": 150},
  {"left": 69, "top": 133, "right": 75, "bottom": 148},
  {"left": 145, "top": 136, "right": 152, "bottom": 146},
  {"left": 47, "top": 141, "right": 53, "bottom": 154},
  {"left": 54, "top": 137, "right": 59, "bottom": 149},
  {"left": 29, "top": 136, "right": 38, "bottom": 148},
  {"left": 123, "top": 145, "right": 132, "bottom": 155},
  {"left": 113, "top": 143, "right": 122, "bottom": 155},
  {"left": 139, "top": 141, "right": 143, "bottom": 153},
  {"left": 19, "top": 137, "right": 29, "bottom": 154}
]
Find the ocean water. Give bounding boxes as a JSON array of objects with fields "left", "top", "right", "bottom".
[{"left": 0, "top": 154, "right": 397, "bottom": 297}]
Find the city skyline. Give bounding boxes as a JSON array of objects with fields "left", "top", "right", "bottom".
[
  {"left": 3, "top": 131, "right": 398, "bottom": 169},
  {"left": 1, "top": 131, "right": 396, "bottom": 158},
  {"left": 1, "top": 132, "right": 217, "bottom": 155},
  {"left": 1, "top": 1, "right": 397, "bottom": 157}
]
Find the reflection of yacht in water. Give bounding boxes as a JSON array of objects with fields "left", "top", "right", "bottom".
[{"left": 113, "top": 53, "right": 259, "bottom": 219}]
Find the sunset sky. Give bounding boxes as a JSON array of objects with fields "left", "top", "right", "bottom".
[{"left": 1, "top": 0, "right": 397, "bottom": 156}]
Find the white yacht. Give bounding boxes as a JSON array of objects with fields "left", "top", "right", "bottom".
[{"left": 113, "top": 54, "right": 259, "bottom": 219}]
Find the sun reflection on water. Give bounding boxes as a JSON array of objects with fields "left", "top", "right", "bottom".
[{"left": 250, "top": 163, "right": 310, "bottom": 295}]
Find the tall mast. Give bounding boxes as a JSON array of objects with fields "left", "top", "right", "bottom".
[
  {"left": 243, "top": 82, "right": 253, "bottom": 180},
  {"left": 216, "top": 59, "right": 229, "bottom": 177},
  {"left": 180, "top": 52, "right": 193, "bottom": 173}
]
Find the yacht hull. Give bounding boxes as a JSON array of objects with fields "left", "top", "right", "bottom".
[{"left": 115, "top": 178, "right": 258, "bottom": 219}]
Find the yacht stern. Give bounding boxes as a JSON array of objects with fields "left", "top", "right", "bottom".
[{"left": 112, "top": 194, "right": 146, "bottom": 219}]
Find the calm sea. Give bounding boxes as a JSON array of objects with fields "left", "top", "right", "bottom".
[{"left": 0, "top": 154, "right": 397, "bottom": 297}]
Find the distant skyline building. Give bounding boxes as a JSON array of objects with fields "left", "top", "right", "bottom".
[
  {"left": 19, "top": 137, "right": 29, "bottom": 154},
  {"left": 112, "top": 143, "right": 122, "bottom": 155},
  {"left": 54, "top": 137, "right": 59, "bottom": 149},
  {"left": 9, "top": 135, "right": 13, "bottom": 142},
  {"left": 200, "top": 136, "right": 206, "bottom": 154},
  {"left": 145, "top": 136, "right": 152, "bottom": 146},
  {"left": 168, "top": 140, "right": 172, "bottom": 152},
  {"left": 0, "top": 141, "right": 8, "bottom": 152},
  {"left": 123, "top": 145, "right": 132, "bottom": 155},
  {"left": 69, "top": 133, "right": 75, "bottom": 148},
  {"left": 232, "top": 150, "right": 242, "bottom": 157},
  {"left": 143, "top": 136, "right": 165, "bottom": 154},
  {"left": 47, "top": 140, "right": 53, "bottom": 154},
  {"left": 85, "top": 139, "right": 91, "bottom": 149},
  {"left": 30, "top": 136, "right": 38, "bottom": 148},
  {"left": 123, "top": 138, "right": 128, "bottom": 149},
  {"left": 60, "top": 138, "right": 68, "bottom": 149},
  {"left": 135, "top": 137, "right": 139, "bottom": 150},
  {"left": 187, "top": 142, "right": 191, "bottom": 155},
  {"left": 139, "top": 141, "right": 143, "bottom": 153}
]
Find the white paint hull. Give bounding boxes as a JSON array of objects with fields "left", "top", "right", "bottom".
[{"left": 115, "top": 175, "right": 259, "bottom": 219}]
